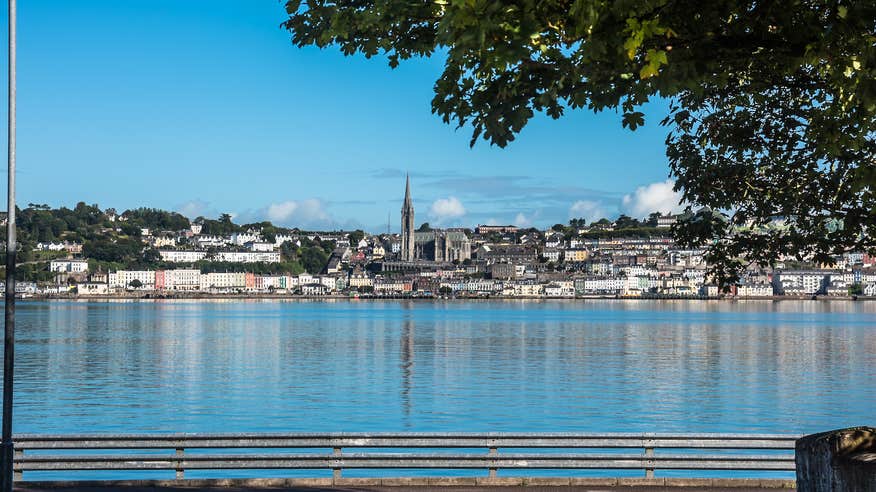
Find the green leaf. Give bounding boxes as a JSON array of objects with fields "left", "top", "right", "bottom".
[{"left": 622, "top": 111, "right": 645, "bottom": 130}]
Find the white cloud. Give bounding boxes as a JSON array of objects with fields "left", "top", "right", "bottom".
[
  {"left": 513, "top": 212, "right": 532, "bottom": 228},
  {"left": 176, "top": 199, "right": 215, "bottom": 219},
  {"left": 621, "top": 179, "right": 686, "bottom": 217},
  {"left": 428, "top": 196, "right": 466, "bottom": 224},
  {"left": 569, "top": 200, "right": 606, "bottom": 223},
  {"left": 263, "top": 199, "right": 333, "bottom": 228}
]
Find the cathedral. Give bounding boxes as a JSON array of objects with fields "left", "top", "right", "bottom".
[{"left": 400, "top": 176, "right": 471, "bottom": 263}]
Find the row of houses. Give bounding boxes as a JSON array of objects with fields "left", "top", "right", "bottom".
[{"left": 77, "top": 270, "right": 348, "bottom": 295}]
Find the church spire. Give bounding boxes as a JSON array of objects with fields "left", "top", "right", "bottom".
[
  {"left": 403, "top": 173, "right": 412, "bottom": 209},
  {"left": 401, "top": 174, "right": 415, "bottom": 261}
]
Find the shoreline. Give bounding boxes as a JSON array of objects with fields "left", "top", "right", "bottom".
[{"left": 15, "top": 293, "right": 875, "bottom": 302}]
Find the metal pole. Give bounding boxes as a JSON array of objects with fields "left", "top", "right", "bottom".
[{"left": 1, "top": 0, "right": 16, "bottom": 489}]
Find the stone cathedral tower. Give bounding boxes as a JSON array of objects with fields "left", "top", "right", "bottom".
[{"left": 401, "top": 174, "right": 415, "bottom": 261}]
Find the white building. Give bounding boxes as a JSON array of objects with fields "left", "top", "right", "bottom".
[
  {"left": 159, "top": 269, "right": 201, "bottom": 290},
  {"left": 656, "top": 214, "right": 679, "bottom": 228},
  {"left": 246, "top": 242, "right": 276, "bottom": 252},
  {"left": 736, "top": 283, "right": 774, "bottom": 297},
  {"left": 151, "top": 236, "right": 177, "bottom": 248},
  {"left": 301, "top": 283, "right": 330, "bottom": 295},
  {"left": 200, "top": 272, "right": 246, "bottom": 292},
  {"left": 772, "top": 270, "right": 832, "bottom": 295},
  {"left": 159, "top": 250, "right": 209, "bottom": 263},
  {"left": 109, "top": 270, "right": 156, "bottom": 290},
  {"left": 274, "top": 234, "right": 299, "bottom": 247},
  {"left": 542, "top": 248, "right": 561, "bottom": 263},
  {"left": 231, "top": 232, "right": 260, "bottom": 246},
  {"left": 195, "top": 235, "right": 227, "bottom": 248},
  {"left": 506, "top": 282, "right": 544, "bottom": 297},
  {"left": 544, "top": 281, "right": 575, "bottom": 297},
  {"left": 78, "top": 282, "right": 108, "bottom": 295},
  {"left": 50, "top": 259, "right": 89, "bottom": 273},
  {"left": 581, "top": 276, "right": 625, "bottom": 294},
  {"left": 214, "top": 251, "right": 280, "bottom": 263},
  {"left": 374, "top": 280, "right": 412, "bottom": 294}
]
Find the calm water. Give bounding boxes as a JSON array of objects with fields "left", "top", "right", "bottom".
[{"left": 3, "top": 299, "right": 875, "bottom": 478}]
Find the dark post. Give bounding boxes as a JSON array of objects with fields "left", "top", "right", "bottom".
[{"left": 1, "top": 0, "right": 16, "bottom": 490}]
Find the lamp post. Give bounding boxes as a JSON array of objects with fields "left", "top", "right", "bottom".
[{"left": 1, "top": 0, "right": 16, "bottom": 490}]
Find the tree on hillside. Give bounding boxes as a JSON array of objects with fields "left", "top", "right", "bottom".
[
  {"left": 200, "top": 213, "right": 242, "bottom": 236},
  {"left": 123, "top": 208, "right": 190, "bottom": 231},
  {"left": 348, "top": 229, "right": 365, "bottom": 246},
  {"left": 614, "top": 215, "right": 641, "bottom": 229},
  {"left": 283, "top": 1, "right": 876, "bottom": 287},
  {"left": 299, "top": 246, "right": 329, "bottom": 274},
  {"left": 646, "top": 212, "right": 663, "bottom": 228},
  {"left": 569, "top": 218, "right": 587, "bottom": 229}
]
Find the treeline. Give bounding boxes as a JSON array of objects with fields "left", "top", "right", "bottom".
[
  {"left": 551, "top": 213, "right": 684, "bottom": 240},
  {"left": 0, "top": 203, "right": 348, "bottom": 279}
]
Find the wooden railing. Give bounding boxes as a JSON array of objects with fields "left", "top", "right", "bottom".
[{"left": 13, "top": 432, "right": 799, "bottom": 481}]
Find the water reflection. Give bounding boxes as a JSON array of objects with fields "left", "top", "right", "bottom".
[
  {"left": 400, "top": 317, "right": 414, "bottom": 425},
  {"left": 3, "top": 300, "right": 875, "bottom": 435}
]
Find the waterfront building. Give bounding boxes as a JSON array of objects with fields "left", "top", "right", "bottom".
[
  {"left": 374, "top": 279, "right": 413, "bottom": 294},
  {"left": 77, "top": 281, "right": 108, "bottom": 295},
  {"left": 254, "top": 275, "right": 288, "bottom": 291},
  {"left": 157, "top": 269, "right": 201, "bottom": 291},
  {"left": 507, "top": 281, "right": 544, "bottom": 297},
  {"left": 200, "top": 272, "right": 246, "bottom": 292},
  {"left": 772, "top": 270, "right": 833, "bottom": 295},
  {"left": 544, "top": 281, "right": 575, "bottom": 297},
  {"left": 736, "top": 283, "right": 774, "bottom": 297},
  {"left": 301, "top": 283, "right": 330, "bottom": 295},
  {"left": 348, "top": 271, "right": 374, "bottom": 289},
  {"left": 109, "top": 270, "right": 156, "bottom": 290}
]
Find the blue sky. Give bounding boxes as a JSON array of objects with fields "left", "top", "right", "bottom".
[{"left": 0, "top": 1, "right": 684, "bottom": 232}]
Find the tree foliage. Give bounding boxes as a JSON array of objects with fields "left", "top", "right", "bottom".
[
  {"left": 283, "top": 0, "right": 876, "bottom": 286},
  {"left": 199, "top": 214, "right": 241, "bottom": 236},
  {"left": 122, "top": 208, "right": 190, "bottom": 231}
]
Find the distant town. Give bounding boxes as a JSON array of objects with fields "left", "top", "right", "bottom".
[{"left": 2, "top": 177, "right": 874, "bottom": 300}]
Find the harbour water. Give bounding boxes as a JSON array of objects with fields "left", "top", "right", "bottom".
[{"left": 4, "top": 299, "right": 875, "bottom": 478}]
